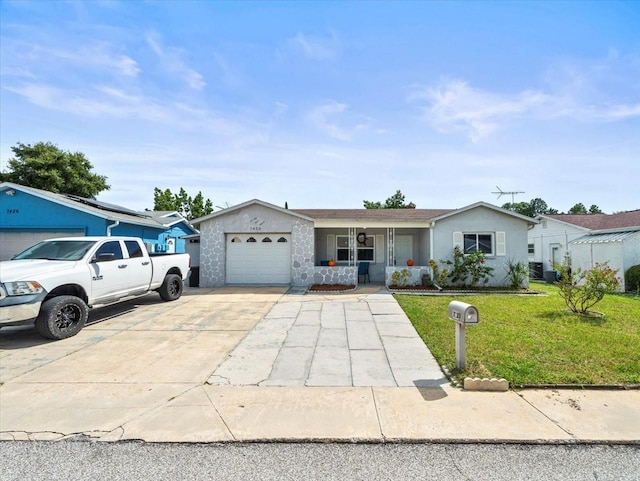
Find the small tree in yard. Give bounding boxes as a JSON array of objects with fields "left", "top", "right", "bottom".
[
  {"left": 555, "top": 262, "right": 620, "bottom": 315},
  {"left": 445, "top": 246, "right": 494, "bottom": 288}
]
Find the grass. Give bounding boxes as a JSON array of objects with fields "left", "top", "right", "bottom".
[{"left": 395, "top": 283, "right": 640, "bottom": 386}]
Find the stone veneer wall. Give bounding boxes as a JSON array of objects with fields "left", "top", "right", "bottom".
[
  {"left": 199, "top": 221, "right": 226, "bottom": 287},
  {"left": 385, "top": 266, "right": 431, "bottom": 287},
  {"left": 291, "top": 218, "right": 315, "bottom": 286},
  {"left": 313, "top": 266, "right": 358, "bottom": 285}
]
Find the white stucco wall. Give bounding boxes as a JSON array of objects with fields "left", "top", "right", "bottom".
[{"left": 431, "top": 206, "right": 531, "bottom": 287}]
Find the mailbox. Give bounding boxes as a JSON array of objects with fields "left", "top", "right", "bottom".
[{"left": 448, "top": 301, "right": 479, "bottom": 324}]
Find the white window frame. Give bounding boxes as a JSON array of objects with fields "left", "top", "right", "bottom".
[
  {"left": 336, "top": 234, "right": 375, "bottom": 263},
  {"left": 463, "top": 233, "right": 494, "bottom": 256}
]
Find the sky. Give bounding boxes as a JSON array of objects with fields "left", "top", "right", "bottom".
[{"left": 1, "top": 0, "right": 639, "bottom": 214}]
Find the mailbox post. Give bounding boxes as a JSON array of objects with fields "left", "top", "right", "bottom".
[{"left": 448, "top": 301, "right": 479, "bottom": 370}]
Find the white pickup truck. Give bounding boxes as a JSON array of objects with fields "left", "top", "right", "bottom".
[{"left": 0, "top": 236, "right": 191, "bottom": 340}]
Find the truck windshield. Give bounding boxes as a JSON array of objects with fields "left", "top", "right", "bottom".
[{"left": 13, "top": 240, "right": 97, "bottom": 261}]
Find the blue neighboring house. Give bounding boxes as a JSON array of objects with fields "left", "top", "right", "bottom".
[{"left": 0, "top": 182, "right": 198, "bottom": 260}]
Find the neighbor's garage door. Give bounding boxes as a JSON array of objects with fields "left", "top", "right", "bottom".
[
  {"left": 0, "top": 230, "right": 84, "bottom": 261},
  {"left": 226, "top": 233, "right": 291, "bottom": 284}
]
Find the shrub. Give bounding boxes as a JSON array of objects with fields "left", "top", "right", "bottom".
[
  {"left": 444, "top": 246, "right": 494, "bottom": 288},
  {"left": 504, "top": 258, "right": 529, "bottom": 289},
  {"left": 429, "top": 259, "right": 449, "bottom": 288},
  {"left": 625, "top": 265, "right": 640, "bottom": 293},
  {"left": 555, "top": 262, "right": 621, "bottom": 314},
  {"left": 390, "top": 269, "right": 410, "bottom": 287}
]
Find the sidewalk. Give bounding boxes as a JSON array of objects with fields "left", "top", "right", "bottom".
[{"left": 1, "top": 286, "right": 638, "bottom": 443}]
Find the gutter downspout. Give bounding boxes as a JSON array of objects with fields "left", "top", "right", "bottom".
[{"left": 106, "top": 220, "right": 120, "bottom": 237}]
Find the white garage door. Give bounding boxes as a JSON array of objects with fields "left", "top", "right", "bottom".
[
  {"left": 0, "top": 230, "right": 84, "bottom": 261},
  {"left": 226, "top": 233, "right": 291, "bottom": 284}
]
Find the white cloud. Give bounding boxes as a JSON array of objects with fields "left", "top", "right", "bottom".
[
  {"left": 408, "top": 80, "right": 550, "bottom": 141},
  {"left": 1, "top": 40, "right": 139, "bottom": 79},
  {"left": 409, "top": 73, "right": 640, "bottom": 142},
  {"left": 288, "top": 32, "right": 339, "bottom": 61},
  {"left": 3, "top": 82, "right": 248, "bottom": 137},
  {"left": 306, "top": 100, "right": 371, "bottom": 141},
  {"left": 146, "top": 33, "right": 206, "bottom": 91}
]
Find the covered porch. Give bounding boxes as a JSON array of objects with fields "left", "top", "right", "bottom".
[{"left": 312, "top": 225, "right": 432, "bottom": 285}]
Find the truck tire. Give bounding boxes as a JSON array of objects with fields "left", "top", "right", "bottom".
[
  {"left": 159, "top": 274, "right": 183, "bottom": 301},
  {"left": 35, "top": 296, "right": 89, "bottom": 340}
]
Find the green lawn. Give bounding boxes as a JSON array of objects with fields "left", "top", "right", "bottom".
[{"left": 395, "top": 283, "right": 640, "bottom": 386}]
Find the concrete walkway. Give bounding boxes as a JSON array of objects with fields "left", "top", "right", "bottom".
[
  {"left": 208, "top": 288, "right": 446, "bottom": 388},
  {"left": 1, "top": 286, "right": 638, "bottom": 443}
]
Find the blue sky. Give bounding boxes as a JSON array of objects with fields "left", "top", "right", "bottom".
[{"left": 1, "top": 0, "right": 638, "bottom": 214}]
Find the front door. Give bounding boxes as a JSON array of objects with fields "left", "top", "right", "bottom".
[{"left": 395, "top": 235, "right": 414, "bottom": 266}]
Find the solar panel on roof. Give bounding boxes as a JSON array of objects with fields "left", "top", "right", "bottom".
[{"left": 64, "top": 194, "right": 149, "bottom": 218}]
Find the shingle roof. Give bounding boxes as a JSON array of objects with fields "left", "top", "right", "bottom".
[
  {"left": 291, "top": 208, "right": 452, "bottom": 222},
  {"left": 545, "top": 210, "right": 640, "bottom": 230}
]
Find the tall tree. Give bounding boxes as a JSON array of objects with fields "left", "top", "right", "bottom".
[
  {"left": 588, "top": 204, "right": 603, "bottom": 214},
  {"left": 569, "top": 203, "right": 588, "bottom": 214},
  {"left": 152, "top": 187, "right": 213, "bottom": 220},
  {"left": 502, "top": 197, "right": 558, "bottom": 217},
  {"left": 364, "top": 190, "right": 416, "bottom": 209},
  {"left": 0, "top": 141, "right": 109, "bottom": 198}
]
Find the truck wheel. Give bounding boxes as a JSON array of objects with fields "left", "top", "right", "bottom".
[
  {"left": 35, "top": 296, "right": 89, "bottom": 340},
  {"left": 159, "top": 274, "right": 183, "bottom": 301}
]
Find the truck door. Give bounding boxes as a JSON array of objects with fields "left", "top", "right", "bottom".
[
  {"left": 124, "top": 240, "right": 152, "bottom": 294},
  {"left": 89, "top": 240, "right": 130, "bottom": 303}
]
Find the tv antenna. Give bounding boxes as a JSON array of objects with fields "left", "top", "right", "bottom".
[{"left": 492, "top": 186, "right": 525, "bottom": 204}]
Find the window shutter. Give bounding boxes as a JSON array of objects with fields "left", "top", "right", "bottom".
[
  {"left": 453, "top": 232, "right": 463, "bottom": 250},
  {"left": 376, "top": 235, "right": 384, "bottom": 264},
  {"left": 496, "top": 231, "right": 506, "bottom": 256},
  {"left": 327, "top": 235, "right": 335, "bottom": 260}
]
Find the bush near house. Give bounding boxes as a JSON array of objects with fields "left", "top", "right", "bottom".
[
  {"left": 396, "top": 283, "right": 640, "bottom": 386},
  {"left": 626, "top": 265, "right": 640, "bottom": 293}
]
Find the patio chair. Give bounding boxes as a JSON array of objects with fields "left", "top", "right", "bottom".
[{"left": 358, "top": 261, "right": 370, "bottom": 284}]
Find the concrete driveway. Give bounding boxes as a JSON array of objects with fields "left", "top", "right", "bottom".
[{"left": 2, "top": 286, "right": 638, "bottom": 443}]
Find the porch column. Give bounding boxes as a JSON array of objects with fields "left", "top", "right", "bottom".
[
  {"left": 349, "top": 227, "right": 356, "bottom": 266},
  {"left": 387, "top": 227, "right": 395, "bottom": 266}
]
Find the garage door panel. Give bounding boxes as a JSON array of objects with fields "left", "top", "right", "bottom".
[
  {"left": 226, "top": 233, "right": 291, "bottom": 284},
  {"left": 0, "top": 230, "right": 84, "bottom": 261}
]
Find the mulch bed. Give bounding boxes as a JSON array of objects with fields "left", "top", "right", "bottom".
[
  {"left": 389, "top": 285, "right": 542, "bottom": 294},
  {"left": 308, "top": 284, "right": 356, "bottom": 292}
]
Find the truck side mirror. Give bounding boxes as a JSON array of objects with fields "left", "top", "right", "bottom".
[{"left": 92, "top": 253, "right": 116, "bottom": 263}]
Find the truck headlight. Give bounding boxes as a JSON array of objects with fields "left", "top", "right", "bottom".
[{"left": 3, "top": 281, "right": 45, "bottom": 296}]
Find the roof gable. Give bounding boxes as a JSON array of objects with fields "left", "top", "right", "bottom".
[
  {"left": 190, "top": 199, "right": 313, "bottom": 225},
  {"left": 430, "top": 201, "right": 537, "bottom": 225}
]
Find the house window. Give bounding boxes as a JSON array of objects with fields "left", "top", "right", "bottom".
[
  {"left": 463, "top": 233, "right": 493, "bottom": 255},
  {"left": 336, "top": 235, "right": 375, "bottom": 262},
  {"left": 262, "top": 237, "right": 272, "bottom": 243},
  {"left": 277, "top": 237, "right": 288, "bottom": 243},
  {"left": 231, "top": 237, "right": 241, "bottom": 243},
  {"left": 528, "top": 243, "right": 535, "bottom": 255},
  {"left": 247, "top": 237, "right": 257, "bottom": 243}
]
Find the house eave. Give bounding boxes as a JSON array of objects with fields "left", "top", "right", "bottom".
[{"left": 313, "top": 220, "right": 429, "bottom": 229}]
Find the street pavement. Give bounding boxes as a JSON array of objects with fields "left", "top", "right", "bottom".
[{"left": 0, "top": 286, "right": 638, "bottom": 443}]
